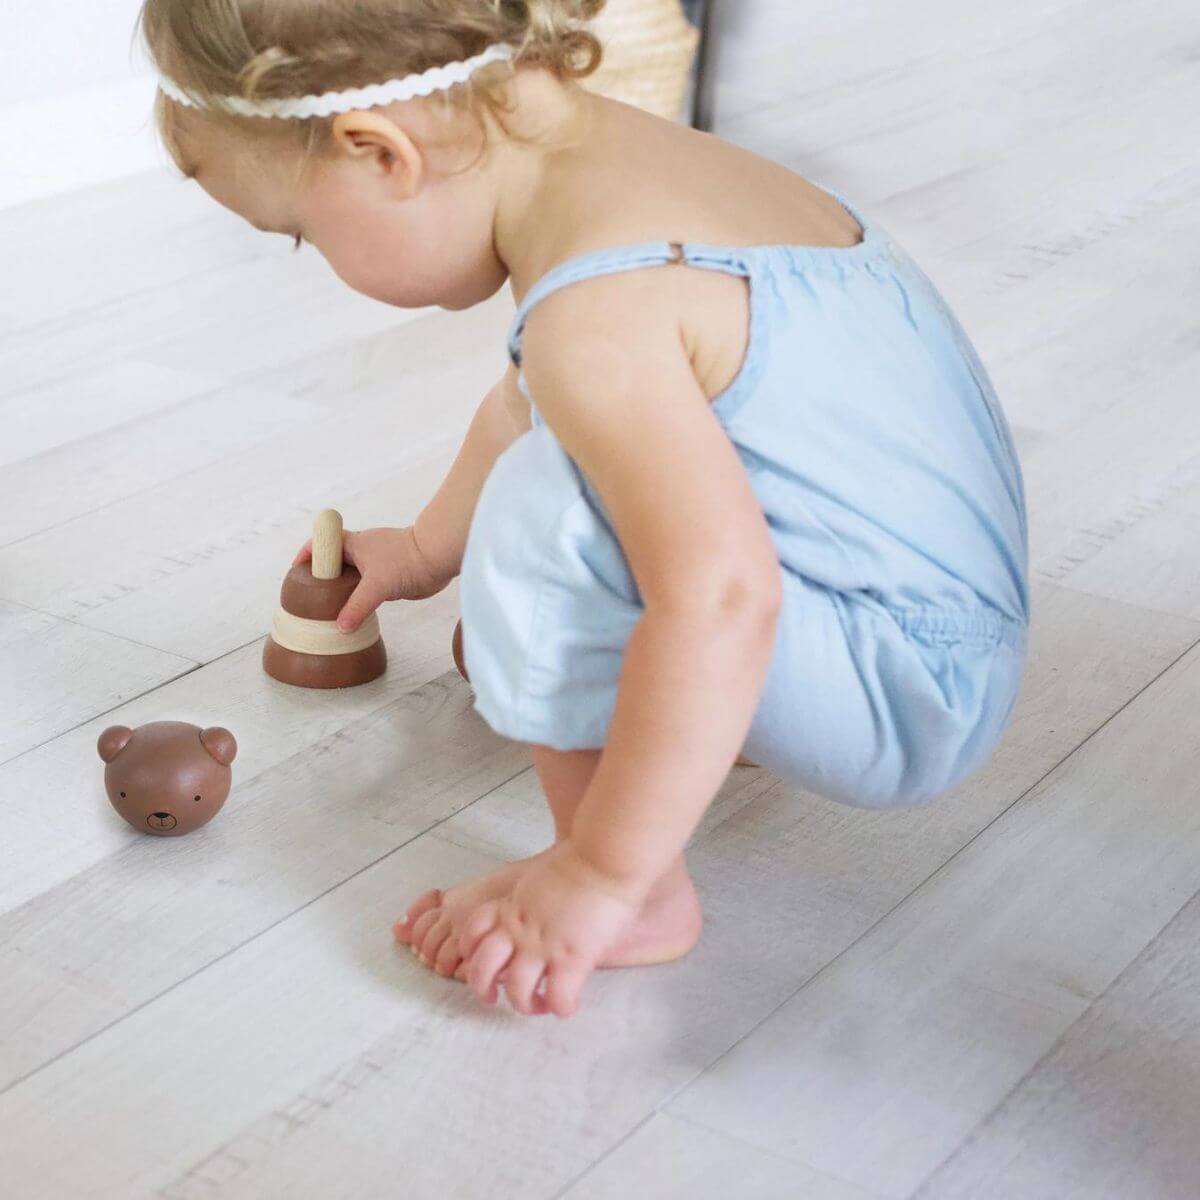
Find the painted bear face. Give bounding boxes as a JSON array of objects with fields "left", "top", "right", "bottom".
[{"left": 98, "top": 721, "right": 237, "bottom": 837}]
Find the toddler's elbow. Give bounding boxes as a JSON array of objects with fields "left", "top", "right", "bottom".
[
  {"left": 651, "top": 559, "right": 782, "bottom": 637},
  {"left": 709, "top": 567, "right": 783, "bottom": 636}
]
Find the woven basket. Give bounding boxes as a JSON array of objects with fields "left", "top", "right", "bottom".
[{"left": 584, "top": 0, "right": 700, "bottom": 121}]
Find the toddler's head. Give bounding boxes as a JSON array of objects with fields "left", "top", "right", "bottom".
[{"left": 139, "top": 0, "right": 603, "bottom": 308}]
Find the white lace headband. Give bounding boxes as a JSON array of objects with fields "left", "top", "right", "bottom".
[{"left": 158, "top": 42, "right": 516, "bottom": 120}]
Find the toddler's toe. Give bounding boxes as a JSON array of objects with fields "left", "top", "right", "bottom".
[
  {"left": 409, "top": 906, "right": 443, "bottom": 955},
  {"left": 394, "top": 889, "right": 443, "bottom": 945}
]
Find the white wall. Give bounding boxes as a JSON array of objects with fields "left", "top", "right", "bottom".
[
  {"left": 0, "top": 0, "right": 164, "bottom": 210},
  {"left": 3, "top": 0, "right": 150, "bottom": 104}
]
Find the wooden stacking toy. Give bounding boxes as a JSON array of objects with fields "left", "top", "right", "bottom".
[{"left": 263, "top": 509, "right": 388, "bottom": 689}]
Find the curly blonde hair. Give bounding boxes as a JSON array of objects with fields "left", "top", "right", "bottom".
[{"left": 138, "top": 0, "right": 605, "bottom": 167}]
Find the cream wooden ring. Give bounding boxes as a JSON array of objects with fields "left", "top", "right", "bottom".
[{"left": 270, "top": 609, "right": 382, "bottom": 656}]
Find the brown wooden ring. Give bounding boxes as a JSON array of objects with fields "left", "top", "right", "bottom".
[
  {"left": 262, "top": 638, "right": 387, "bottom": 689},
  {"left": 279, "top": 564, "right": 360, "bottom": 621}
]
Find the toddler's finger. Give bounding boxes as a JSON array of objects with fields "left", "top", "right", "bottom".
[
  {"left": 530, "top": 986, "right": 553, "bottom": 1017},
  {"left": 339, "top": 529, "right": 361, "bottom": 568},
  {"left": 502, "top": 951, "right": 546, "bottom": 1015},
  {"left": 434, "top": 935, "right": 464, "bottom": 979},
  {"left": 545, "top": 957, "right": 590, "bottom": 1019},
  {"left": 467, "top": 929, "right": 514, "bottom": 1005},
  {"left": 419, "top": 915, "right": 454, "bottom": 968},
  {"left": 458, "top": 899, "right": 500, "bottom": 961},
  {"left": 337, "top": 575, "right": 389, "bottom": 632},
  {"left": 292, "top": 539, "right": 313, "bottom": 567}
]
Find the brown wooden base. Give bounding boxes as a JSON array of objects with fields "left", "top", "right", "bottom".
[
  {"left": 452, "top": 620, "right": 469, "bottom": 683},
  {"left": 262, "top": 637, "right": 387, "bottom": 690}
]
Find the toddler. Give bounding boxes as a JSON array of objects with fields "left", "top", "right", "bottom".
[{"left": 140, "top": 0, "right": 1029, "bottom": 1018}]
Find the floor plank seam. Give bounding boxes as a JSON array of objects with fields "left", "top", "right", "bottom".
[
  {"left": 885, "top": 100, "right": 1200, "bottom": 243},
  {"left": 649, "top": 630, "right": 1200, "bottom": 1138},
  {"left": 978, "top": 172, "right": 1200, "bottom": 302},
  {"left": 1043, "top": 580, "right": 1200, "bottom": 633},
  {"left": 0, "top": 618, "right": 301, "bottom": 773},
  {"left": 1034, "top": 452, "right": 1200, "bottom": 586},
  {"left": 0, "top": 438, "right": 311, "bottom": 555},
  {"left": 0, "top": 661, "right": 204, "bottom": 773},
  {"left": 675, "top": 1110, "right": 878, "bottom": 1195},
  {"left": 0, "top": 591, "right": 203, "bottom": 665},
  {"left": 0, "top": 611, "right": 452, "bottom": 773},
  {"left": 718, "top": 0, "right": 1113, "bottom": 141},
  {"left": 905, "top": 876, "right": 1200, "bottom": 1200},
  {"left": 0, "top": 755, "right": 534, "bottom": 1100},
  {"left": 0, "top": 232, "right": 282, "bottom": 346},
  {"left": 0, "top": 372, "right": 235, "bottom": 481},
  {"left": 716, "top": 0, "right": 1090, "bottom": 131},
  {"left": 548, "top": 1111, "right": 657, "bottom": 1200}
]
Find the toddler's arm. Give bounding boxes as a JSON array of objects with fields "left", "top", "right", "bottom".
[
  {"left": 412, "top": 364, "right": 530, "bottom": 582},
  {"left": 296, "top": 366, "right": 530, "bottom": 630},
  {"left": 522, "top": 278, "right": 783, "bottom": 893}
]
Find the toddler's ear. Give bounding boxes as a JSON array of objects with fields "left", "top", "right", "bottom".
[
  {"left": 98, "top": 726, "right": 134, "bottom": 763},
  {"left": 200, "top": 727, "right": 238, "bottom": 766},
  {"left": 330, "top": 112, "right": 423, "bottom": 201}
]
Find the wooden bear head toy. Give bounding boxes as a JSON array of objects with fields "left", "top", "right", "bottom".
[{"left": 98, "top": 721, "right": 238, "bottom": 836}]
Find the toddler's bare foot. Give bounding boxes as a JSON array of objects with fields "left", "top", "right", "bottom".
[
  {"left": 599, "top": 860, "right": 704, "bottom": 968},
  {"left": 395, "top": 854, "right": 702, "bottom": 981}
]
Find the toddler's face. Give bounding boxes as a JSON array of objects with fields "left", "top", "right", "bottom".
[{"left": 183, "top": 117, "right": 509, "bottom": 312}]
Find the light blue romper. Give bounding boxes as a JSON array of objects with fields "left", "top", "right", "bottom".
[{"left": 460, "top": 189, "right": 1030, "bottom": 809}]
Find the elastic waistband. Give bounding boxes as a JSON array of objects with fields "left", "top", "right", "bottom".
[{"left": 887, "top": 603, "right": 1027, "bottom": 650}]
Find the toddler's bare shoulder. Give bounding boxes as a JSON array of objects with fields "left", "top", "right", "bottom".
[{"left": 521, "top": 270, "right": 684, "bottom": 377}]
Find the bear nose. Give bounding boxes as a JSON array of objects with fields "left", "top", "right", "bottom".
[{"left": 151, "top": 812, "right": 171, "bottom": 820}]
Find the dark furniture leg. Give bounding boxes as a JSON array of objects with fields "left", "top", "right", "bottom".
[{"left": 689, "top": 0, "right": 717, "bottom": 131}]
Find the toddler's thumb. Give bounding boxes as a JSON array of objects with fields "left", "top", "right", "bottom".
[{"left": 337, "top": 576, "right": 387, "bottom": 632}]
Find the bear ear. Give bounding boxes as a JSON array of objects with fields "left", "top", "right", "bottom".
[
  {"left": 200, "top": 727, "right": 238, "bottom": 766},
  {"left": 98, "top": 726, "right": 134, "bottom": 763}
]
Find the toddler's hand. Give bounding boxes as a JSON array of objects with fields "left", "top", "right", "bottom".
[
  {"left": 292, "top": 526, "right": 448, "bottom": 632},
  {"left": 457, "top": 842, "right": 646, "bottom": 1018}
]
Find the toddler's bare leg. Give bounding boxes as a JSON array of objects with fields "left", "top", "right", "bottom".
[
  {"left": 532, "top": 746, "right": 600, "bottom": 840},
  {"left": 532, "top": 744, "right": 704, "bottom": 968}
]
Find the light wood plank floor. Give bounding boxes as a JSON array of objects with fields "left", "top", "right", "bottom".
[{"left": 3, "top": 3, "right": 1198, "bottom": 1196}]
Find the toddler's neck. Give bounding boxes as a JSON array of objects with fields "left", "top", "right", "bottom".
[{"left": 486, "top": 69, "right": 597, "bottom": 299}]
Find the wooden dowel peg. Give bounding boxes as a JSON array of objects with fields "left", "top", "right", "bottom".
[{"left": 311, "top": 509, "right": 344, "bottom": 580}]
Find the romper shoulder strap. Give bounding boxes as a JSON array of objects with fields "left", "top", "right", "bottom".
[
  {"left": 505, "top": 182, "right": 866, "bottom": 367},
  {"left": 508, "top": 241, "right": 699, "bottom": 367}
]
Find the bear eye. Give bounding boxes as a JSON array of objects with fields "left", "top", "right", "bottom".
[
  {"left": 120, "top": 791, "right": 126, "bottom": 798},
  {"left": 194, "top": 795, "right": 201, "bottom": 802}
]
